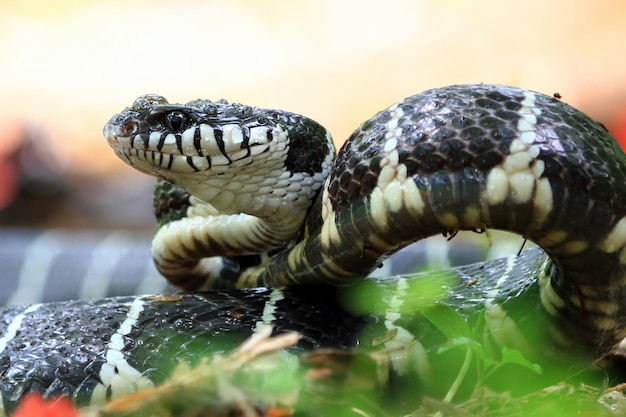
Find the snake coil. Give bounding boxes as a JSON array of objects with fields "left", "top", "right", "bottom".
[
  {"left": 0, "top": 83, "right": 623, "bottom": 414},
  {"left": 104, "top": 84, "right": 626, "bottom": 356}
]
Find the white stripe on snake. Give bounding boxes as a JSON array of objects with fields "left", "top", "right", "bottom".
[{"left": 91, "top": 296, "right": 154, "bottom": 404}]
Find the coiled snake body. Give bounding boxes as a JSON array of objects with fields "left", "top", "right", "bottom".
[{"left": 0, "top": 84, "right": 625, "bottom": 413}]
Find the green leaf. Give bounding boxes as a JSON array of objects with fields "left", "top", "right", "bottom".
[
  {"left": 499, "top": 347, "right": 542, "bottom": 375},
  {"left": 339, "top": 280, "right": 390, "bottom": 315},
  {"left": 400, "top": 272, "right": 452, "bottom": 310},
  {"left": 421, "top": 303, "right": 472, "bottom": 339},
  {"left": 437, "top": 337, "right": 497, "bottom": 369}
]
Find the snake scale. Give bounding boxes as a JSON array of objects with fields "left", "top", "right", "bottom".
[{"left": 0, "top": 83, "right": 625, "bottom": 414}]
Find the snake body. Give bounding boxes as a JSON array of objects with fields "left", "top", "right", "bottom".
[
  {"left": 104, "top": 84, "right": 626, "bottom": 355},
  {"left": 0, "top": 228, "right": 169, "bottom": 305},
  {"left": 0, "top": 248, "right": 545, "bottom": 414},
  {"left": 0, "top": 83, "right": 623, "bottom": 413}
]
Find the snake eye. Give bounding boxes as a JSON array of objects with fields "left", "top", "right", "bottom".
[{"left": 165, "top": 111, "right": 189, "bottom": 132}]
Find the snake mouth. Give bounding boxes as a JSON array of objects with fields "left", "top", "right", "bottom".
[
  {"left": 103, "top": 94, "right": 291, "bottom": 177},
  {"left": 114, "top": 146, "right": 262, "bottom": 177},
  {"left": 104, "top": 117, "right": 286, "bottom": 175}
]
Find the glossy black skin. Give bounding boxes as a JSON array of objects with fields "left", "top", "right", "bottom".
[
  {"left": 329, "top": 84, "right": 626, "bottom": 234},
  {"left": 0, "top": 287, "right": 368, "bottom": 413},
  {"left": 0, "top": 246, "right": 556, "bottom": 413}
]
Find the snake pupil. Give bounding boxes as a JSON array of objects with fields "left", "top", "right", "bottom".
[{"left": 165, "top": 111, "right": 189, "bottom": 132}]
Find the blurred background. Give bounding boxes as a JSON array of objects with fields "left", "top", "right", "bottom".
[{"left": 0, "top": 0, "right": 625, "bottom": 303}]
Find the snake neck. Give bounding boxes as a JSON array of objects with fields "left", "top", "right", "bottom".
[
  {"left": 151, "top": 191, "right": 308, "bottom": 288},
  {"left": 149, "top": 173, "right": 318, "bottom": 287}
]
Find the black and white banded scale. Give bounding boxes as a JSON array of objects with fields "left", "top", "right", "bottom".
[
  {"left": 0, "top": 228, "right": 170, "bottom": 306},
  {"left": 1, "top": 83, "right": 626, "bottom": 413}
]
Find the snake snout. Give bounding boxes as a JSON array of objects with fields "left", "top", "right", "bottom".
[{"left": 103, "top": 109, "right": 139, "bottom": 138}]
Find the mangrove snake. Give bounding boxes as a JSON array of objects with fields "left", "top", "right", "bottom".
[{"left": 0, "top": 83, "right": 625, "bottom": 414}]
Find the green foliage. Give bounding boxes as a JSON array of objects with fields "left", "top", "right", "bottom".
[
  {"left": 337, "top": 275, "right": 614, "bottom": 416},
  {"left": 422, "top": 303, "right": 542, "bottom": 405},
  {"left": 86, "top": 269, "right": 616, "bottom": 416}
]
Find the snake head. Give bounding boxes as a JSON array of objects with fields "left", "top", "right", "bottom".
[
  {"left": 103, "top": 94, "right": 334, "bottom": 214},
  {"left": 102, "top": 94, "right": 278, "bottom": 181}
]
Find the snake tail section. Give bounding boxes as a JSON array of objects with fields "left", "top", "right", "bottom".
[{"left": 260, "top": 85, "right": 626, "bottom": 356}]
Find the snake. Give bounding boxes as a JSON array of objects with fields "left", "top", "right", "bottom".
[
  {"left": 0, "top": 228, "right": 170, "bottom": 306},
  {"left": 0, "top": 83, "right": 624, "bottom": 414}
]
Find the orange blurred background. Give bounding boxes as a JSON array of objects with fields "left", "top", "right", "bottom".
[{"left": 1, "top": 0, "right": 626, "bottom": 229}]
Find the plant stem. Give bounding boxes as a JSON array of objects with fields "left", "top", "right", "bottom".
[{"left": 432, "top": 346, "right": 474, "bottom": 417}]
